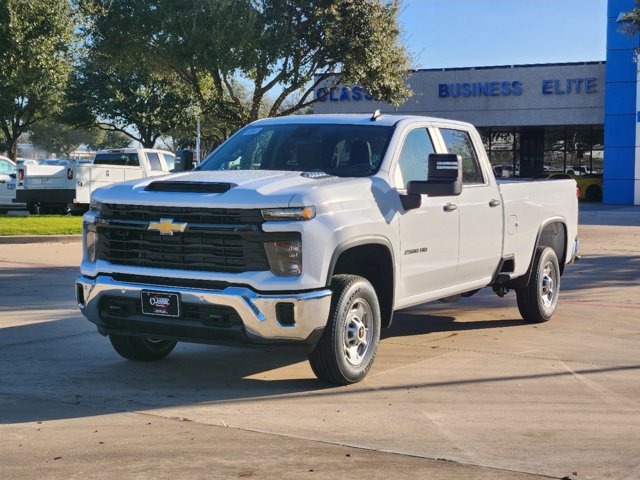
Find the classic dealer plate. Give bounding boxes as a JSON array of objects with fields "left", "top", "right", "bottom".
[{"left": 141, "top": 291, "right": 180, "bottom": 317}]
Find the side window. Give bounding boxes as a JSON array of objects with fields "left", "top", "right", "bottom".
[
  {"left": 146, "top": 152, "right": 163, "bottom": 171},
  {"left": 440, "top": 128, "right": 484, "bottom": 185},
  {"left": 0, "top": 160, "right": 14, "bottom": 174},
  {"left": 397, "top": 128, "right": 435, "bottom": 189},
  {"left": 161, "top": 153, "right": 175, "bottom": 171}
]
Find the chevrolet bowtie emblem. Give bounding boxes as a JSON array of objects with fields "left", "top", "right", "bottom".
[{"left": 147, "top": 218, "right": 188, "bottom": 236}]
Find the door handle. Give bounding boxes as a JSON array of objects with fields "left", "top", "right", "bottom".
[
  {"left": 443, "top": 203, "right": 457, "bottom": 212},
  {"left": 0, "top": 180, "right": 5, "bottom": 183},
  {"left": 489, "top": 199, "right": 502, "bottom": 207}
]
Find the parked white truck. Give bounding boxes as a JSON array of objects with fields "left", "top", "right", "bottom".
[
  {"left": 76, "top": 114, "right": 579, "bottom": 385},
  {"left": 16, "top": 149, "right": 175, "bottom": 213}
]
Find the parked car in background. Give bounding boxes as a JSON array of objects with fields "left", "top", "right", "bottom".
[
  {"left": 572, "top": 174, "right": 603, "bottom": 202},
  {"left": 0, "top": 156, "right": 19, "bottom": 209},
  {"left": 16, "top": 148, "right": 175, "bottom": 214}
]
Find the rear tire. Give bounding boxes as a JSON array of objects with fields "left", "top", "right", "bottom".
[
  {"left": 109, "top": 335, "right": 176, "bottom": 361},
  {"left": 308, "top": 275, "right": 381, "bottom": 385},
  {"left": 585, "top": 185, "right": 602, "bottom": 202},
  {"left": 516, "top": 247, "right": 560, "bottom": 323}
]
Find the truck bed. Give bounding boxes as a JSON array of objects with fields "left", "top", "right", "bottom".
[{"left": 498, "top": 178, "right": 579, "bottom": 277}]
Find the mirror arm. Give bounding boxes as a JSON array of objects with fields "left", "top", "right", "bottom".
[{"left": 399, "top": 193, "right": 421, "bottom": 211}]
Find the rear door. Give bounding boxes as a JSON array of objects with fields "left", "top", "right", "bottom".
[
  {"left": 396, "top": 126, "right": 460, "bottom": 299},
  {"left": 438, "top": 127, "right": 503, "bottom": 286}
]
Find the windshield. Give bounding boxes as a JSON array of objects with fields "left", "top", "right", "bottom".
[{"left": 198, "top": 123, "right": 394, "bottom": 177}]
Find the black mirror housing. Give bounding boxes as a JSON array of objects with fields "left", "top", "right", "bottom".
[{"left": 408, "top": 154, "right": 462, "bottom": 197}]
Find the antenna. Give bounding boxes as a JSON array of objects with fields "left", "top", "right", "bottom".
[{"left": 370, "top": 109, "right": 382, "bottom": 121}]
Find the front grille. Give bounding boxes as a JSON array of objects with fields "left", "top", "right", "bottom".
[
  {"left": 101, "top": 204, "right": 264, "bottom": 225},
  {"left": 97, "top": 226, "right": 270, "bottom": 273}
]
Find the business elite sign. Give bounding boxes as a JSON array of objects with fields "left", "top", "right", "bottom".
[
  {"left": 438, "top": 78, "right": 598, "bottom": 98},
  {"left": 438, "top": 78, "right": 597, "bottom": 98},
  {"left": 316, "top": 78, "right": 598, "bottom": 102}
]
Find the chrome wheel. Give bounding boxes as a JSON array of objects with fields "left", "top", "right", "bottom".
[
  {"left": 344, "top": 299, "right": 373, "bottom": 366},
  {"left": 539, "top": 261, "right": 558, "bottom": 309}
]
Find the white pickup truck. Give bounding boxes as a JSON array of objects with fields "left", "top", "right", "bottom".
[
  {"left": 16, "top": 149, "right": 175, "bottom": 213},
  {"left": 76, "top": 114, "right": 579, "bottom": 385}
]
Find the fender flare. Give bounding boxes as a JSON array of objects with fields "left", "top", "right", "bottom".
[{"left": 508, "top": 217, "right": 568, "bottom": 289}]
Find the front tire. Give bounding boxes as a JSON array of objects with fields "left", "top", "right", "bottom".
[
  {"left": 308, "top": 275, "right": 381, "bottom": 385},
  {"left": 109, "top": 335, "right": 177, "bottom": 361},
  {"left": 516, "top": 247, "right": 560, "bottom": 323}
]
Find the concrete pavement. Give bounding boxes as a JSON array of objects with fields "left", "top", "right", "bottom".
[{"left": 1, "top": 213, "right": 639, "bottom": 479}]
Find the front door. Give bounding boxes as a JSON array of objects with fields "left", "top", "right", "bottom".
[{"left": 396, "top": 127, "right": 460, "bottom": 300}]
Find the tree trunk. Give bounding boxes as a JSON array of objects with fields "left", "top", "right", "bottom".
[{"left": 1, "top": 125, "right": 18, "bottom": 161}]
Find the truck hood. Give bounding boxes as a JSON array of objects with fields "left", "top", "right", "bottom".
[{"left": 91, "top": 169, "right": 382, "bottom": 209}]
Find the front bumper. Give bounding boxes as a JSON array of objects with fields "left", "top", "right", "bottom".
[{"left": 76, "top": 275, "right": 332, "bottom": 347}]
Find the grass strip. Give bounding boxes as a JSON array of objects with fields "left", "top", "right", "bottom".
[{"left": 0, "top": 215, "right": 83, "bottom": 236}]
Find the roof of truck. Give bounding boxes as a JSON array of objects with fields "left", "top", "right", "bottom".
[{"left": 251, "top": 114, "right": 473, "bottom": 128}]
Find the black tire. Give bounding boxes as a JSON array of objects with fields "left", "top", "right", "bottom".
[
  {"left": 585, "top": 185, "right": 602, "bottom": 202},
  {"left": 109, "top": 334, "right": 177, "bottom": 361},
  {"left": 308, "top": 274, "right": 381, "bottom": 385},
  {"left": 516, "top": 247, "right": 560, "bottom": 323}
]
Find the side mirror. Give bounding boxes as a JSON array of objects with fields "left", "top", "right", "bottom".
[
  {"left": 174, "top": 149, "right": 195, "bottom": 172},
  {"left": 401, "top": 154, "right": 462, "bottom": 211}
]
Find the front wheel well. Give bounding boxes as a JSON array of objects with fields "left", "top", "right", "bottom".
[{"left": 331, "top": 244, "right": 394, "bottom": 328}]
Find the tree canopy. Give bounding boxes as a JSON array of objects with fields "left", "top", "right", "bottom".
[
  {"left": 0, "top": 0, "right": 76, "bottom": 159},
  {"left": 82, "top": 0, "right": 412, "bottom": 133}
]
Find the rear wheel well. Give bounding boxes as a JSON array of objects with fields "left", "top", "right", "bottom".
[
  {"left": 538, "top": 221, "right": 567, "bottom": 273},
  {"left": 332, "top": 244, "right": 394, "bottom": 328}
]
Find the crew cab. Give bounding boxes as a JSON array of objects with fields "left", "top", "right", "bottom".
[
  {"left": 16, "top": 149, "right": 175, "bottom": 213},
  {"left": 76, "top": 114, "right": 579, "bottom": 385}
]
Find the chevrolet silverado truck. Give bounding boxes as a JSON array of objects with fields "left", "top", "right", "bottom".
[
  {"left": 16, "top": 149, "right": 175, "bottom": 213},
  {"left": 76, "top": 114, "right": 579, "bottom": 385}
]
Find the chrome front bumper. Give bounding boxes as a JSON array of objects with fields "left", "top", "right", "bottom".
[{"left": 76, "top": 275, "right": 332, "bottom": 345}]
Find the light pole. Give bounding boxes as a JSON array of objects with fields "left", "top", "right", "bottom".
[{"left": 186, "top": 104, "right": 202, "bottom": 164}]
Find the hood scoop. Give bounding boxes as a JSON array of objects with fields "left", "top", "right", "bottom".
[{"left": 145, "top": 181, "right": 235, "bottom": 193}]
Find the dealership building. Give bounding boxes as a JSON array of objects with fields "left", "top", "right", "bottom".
[{"left": 314, "top": 0, "right": 640, "bottom": 205}]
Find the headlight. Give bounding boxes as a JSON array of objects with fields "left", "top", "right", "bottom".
[
  {"left": 86, "top": 223, "right": 97, "bottom": 262},
  {"left": 90, "top": 198, "right": 102, "bottom": 212},
  {"left": 261, "top": 207, "right": 315, "bottom": 221},
  {"left": 264, "top": 240, "right": 302, "bottom": 276}
]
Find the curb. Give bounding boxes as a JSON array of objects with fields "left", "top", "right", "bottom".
[{"left": 0, "top": 234, "right": 82, "bottom": 245}]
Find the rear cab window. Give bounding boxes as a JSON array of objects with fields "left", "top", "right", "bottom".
[{"left": 93, "top": 152, "right": 140, "bottom": 167}]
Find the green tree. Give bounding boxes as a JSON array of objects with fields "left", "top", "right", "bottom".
[
  {"left": 88, "top": 130, "right": 131, "bottom": 151},
  {"left": 619, "top": 2, "right": 640, "bottom": 57},
  {"left": 0, "top": 0, "right": 75, "bottom": 160},
  {"left": 82, "top": 0, "right": 411, "bottom": 132},
  {"left": 71, "top": 63, "right": 195, "bottom": 148},
  {"left": 29, "top": 118, "right": 103, "bottom": 158}
]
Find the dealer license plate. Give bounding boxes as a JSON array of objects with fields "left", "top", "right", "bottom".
[{"left": 141, "top": 291, "right": 180, "bottom": 317}]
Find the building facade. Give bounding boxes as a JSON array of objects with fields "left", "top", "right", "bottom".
[{"left": 313, "top": 0, "right": 640, "bottom": 205}]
